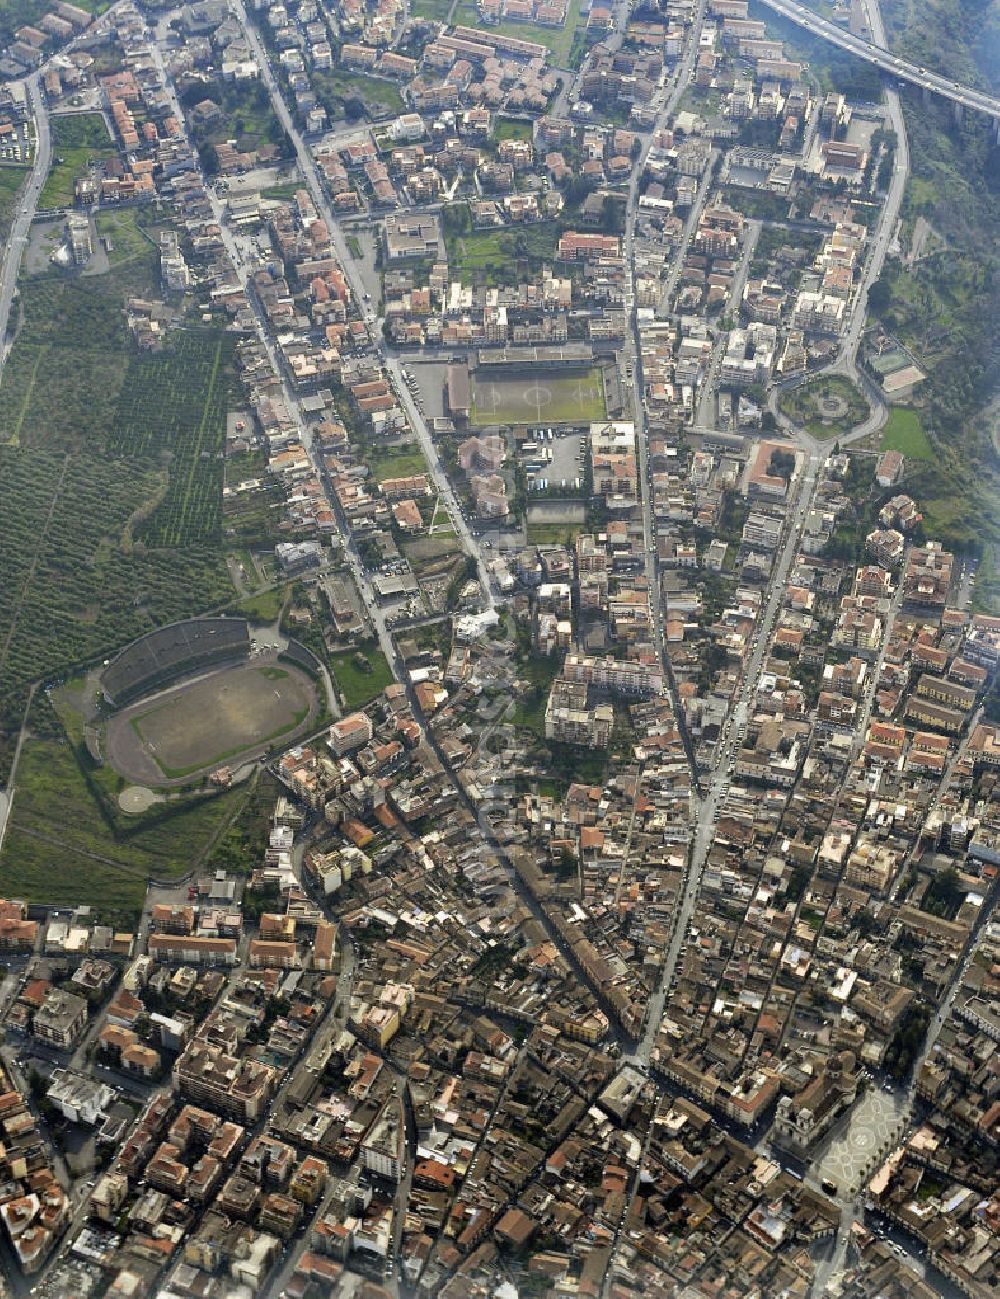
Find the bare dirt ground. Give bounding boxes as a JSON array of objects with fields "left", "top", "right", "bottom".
[{"left": 105, "top": 657, "right": 318, "bottom": 786}]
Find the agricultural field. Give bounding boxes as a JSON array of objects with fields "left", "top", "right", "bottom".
[
  {"left": 108, "top": 660, "right": 317, "bottom": 782},
  {"left": 0, "top": 252, "right": 158, "bottom": 449},
  {"left": 109, "top": 330, "right": 235, "bottom": 546},
  {"left": 0, "top": 270, "right": 236, "bottom": 780},
  {"left": 0, "top": 447, "right": 233, "bottom": 774},
  {"left": 224, "top": 451, "right": 287, "bottom": 548},
  {"left": 329, "top": 646, "right": 394, "bottom": 709},
  {"left": 470, "top": 367, "right": 607, "bottom": 426},
  {"left": 881, "top": 407, "right": 933, "bottom": 459},
  {"left": 40, "top": 112, "right": 116, "bottom": 209},
  {"left": 0, "top": 165, "right": 27, "bottom": 245}
]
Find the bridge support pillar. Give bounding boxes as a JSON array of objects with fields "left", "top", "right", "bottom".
[
  {"left": 922, "top": 85, "right": 931, "bottom": 108},
  {"left": 994, "top": 117, "right": 1000, "bottom": 145},
  {"left": 953, "top": 100, "right": 964, "bottom": 126}
]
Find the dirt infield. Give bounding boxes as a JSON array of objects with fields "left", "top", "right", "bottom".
[
  {"left": 470, "top": 367, "right": 607, "bottom": 427},
  {"left": 105, "top": 658, "right": 319, "bottom": 786}
]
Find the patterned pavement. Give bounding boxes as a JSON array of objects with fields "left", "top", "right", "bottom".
[{"left": 812, "top": 1085, "right": 909, "bottom": 1194}]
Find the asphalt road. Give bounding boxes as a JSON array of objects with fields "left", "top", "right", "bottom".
[
  {"left": 695, "top": 219, "right": 762, "bottom": 428},
  {"left": 233, "top": 0, "right": 495, "bottom": 611},
  {"left": 0, "top": 75, "right": 47, "bottom": 386},
  {"left": 768, "top": 0, "right": 909, "bottom": 453},
  {"left": 759, "top": 0, "right": 1000, "bottom": 117}
]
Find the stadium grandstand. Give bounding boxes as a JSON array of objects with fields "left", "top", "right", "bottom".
[{"left": 101, "top": 617, "right": 251, "bottom": 708}]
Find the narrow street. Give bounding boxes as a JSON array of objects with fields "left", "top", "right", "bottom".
[
  {"left": 695, "top": 218, "right": 762, "bottom": 429},
  {"left": 631, "top": 451, "right": 822, "bottom": 1066},
  {"left": 232, "top": 0, "right": 496, "bottom": 609}
]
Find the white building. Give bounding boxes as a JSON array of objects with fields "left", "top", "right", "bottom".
[{"left": 47, "top": 1070, "right": 113, "bottom": 1126}]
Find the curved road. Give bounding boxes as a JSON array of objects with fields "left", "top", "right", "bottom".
[
  {"left": 768, "top": 0, "right": 909, "bottom": 452},
  {"left": 760, "top": 0, "right": 1000, "bottom": 119}
]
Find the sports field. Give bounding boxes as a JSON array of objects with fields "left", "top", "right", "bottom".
[
  {"left": 108, "top": 660, "right": 317, "bottom": 782},
  {"left": 470, "top": 367, "right": 607, "bottom": 427}
]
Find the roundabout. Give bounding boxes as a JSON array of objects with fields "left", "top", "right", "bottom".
[{"left": 777, "top": 373, "right": 873, "bottom": 442}]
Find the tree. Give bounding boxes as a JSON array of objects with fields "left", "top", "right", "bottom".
[
  {"left": 200, "top": 141, "right": 220, "bottom": 176},
  {"left": 867, "top": 276, "right": 891, "bottom": 315},
  {"left": 343, "top": 96, "right": 365, "bottom": 121}
]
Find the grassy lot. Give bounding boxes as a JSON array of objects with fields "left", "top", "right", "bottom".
[
  {"left": 94, "top": 207, "right": 157, "bottom": 266},
  {"left": 971, "top": 545, "right": 1000, "bottom": 616},
  {"left": 410, "top": 0, "right": 454, "bottom": 16},
  {"left": 778, "top": 375, "right": 870, "bottom": 440},
  {"left": 494, "top": 117, "right": 533, "bottom": 142},
  {"left": 881, "top": 407, "right": 933, "bottom": 460},
  {"left": 40, "top": 113, "right": 115, "bottom": 209},
  {"left": 430, "top": 501, "right": 455, "bottom": 534},
  {"left": 511, "top": 653, "right": 560, "bottom": 734},
  {"left": 444, "top": 213, "right": 561, "bottom": 286},
  {"left": 234, "top": 585, "right": 288, "bottom": 624},
  {"left": 346, "top": 235, "right": 362, "bottom": 258},
  {"left": 403, "top": 535, "right": 462, "bottom": 566},
  {"left": 0, "top": 829, "right": 148, "bottom": 920},
  {"left": 526, "top": 522, "right": 583, "bottom": 544},
  {"left": 370, "top": 442, "right": 429, "bottom": 482},
  {"left": 261, "top": 181, "right": 301, "bottom": 201},
  {"left": 453, "top": 0, "right": 586, "bottom": 64},
  {"left": 0, "top": 165, "right": 28, "bottom": 245},
  {"left": 0, "top": 718, "right": 259, "bottom": 924},
  {"left": 329, "top": 646, "right": 394, "bottom": 709},
  {"left": 313, "top": 69, "right": 403, "bottom": 120}
]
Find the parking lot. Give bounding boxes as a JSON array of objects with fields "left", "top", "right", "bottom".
[{"left": 522, "top": 428, "right": 588, "bottom": 494}]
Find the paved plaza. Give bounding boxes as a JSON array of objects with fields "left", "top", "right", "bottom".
[{"left": 812, "top": 1086, "right": 910, "bottom": 1194}]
